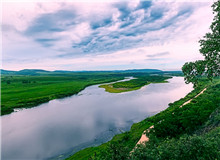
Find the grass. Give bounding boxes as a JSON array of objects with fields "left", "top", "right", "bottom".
[
  {"left": 99, "top": 76, "right": 170, "bottom": 93},
  {"left": 1, "top": 71, "right": 176, "bottom": 115},
  {"left": 1, "top": 73, "right": 125, "bottom": 115},
  {"left": 99, "top": 84, "right": 143, "bottom": 93},
  {"left": 66, "top": 78, "right": 220, "bottom": 160}
]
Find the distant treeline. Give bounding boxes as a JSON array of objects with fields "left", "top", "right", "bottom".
[{"left": 1, "top": 69, "right": 182, "bottom": 76}]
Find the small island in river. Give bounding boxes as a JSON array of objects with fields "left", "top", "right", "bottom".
[{"left": 99, "top": 76, "right": 170, "bottom": 93}]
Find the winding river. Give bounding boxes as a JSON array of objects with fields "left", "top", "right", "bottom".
[{"left": 1, "top": 77, "right": 193, "bottom": 160}]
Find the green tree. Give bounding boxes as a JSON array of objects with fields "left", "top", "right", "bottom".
[
  {"left": 182, "top": 1, "right": 220, "bottom": 85},
  {"left": 93, "top": 141, "right": 130, "bottom": 160},
  {"left": 6, "top": 80, "right": 11, "bottom": 84}
]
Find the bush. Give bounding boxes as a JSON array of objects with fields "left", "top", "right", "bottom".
[{"left": 132, "top": 128, "right": 220, "bottom": 160}]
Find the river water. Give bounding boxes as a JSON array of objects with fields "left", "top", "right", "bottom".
[{"left": 1, "top": 77, "right": 193, "bottom": 160}]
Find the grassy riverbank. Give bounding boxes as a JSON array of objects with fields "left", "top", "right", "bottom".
[
  {"left": 1, "top": 73, "right": 124, "bottom": 115},
  {"left": 66, "top": 78, "right": 220, "bottom": 160},
  {"left": 99, "top": 76, "right": 170, "bottom": 93},
  {"left": 1, "top": 69, "right": 178, "bottom": 115}
]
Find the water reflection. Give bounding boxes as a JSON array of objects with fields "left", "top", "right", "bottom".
[{"left": 1, "top": 77, "right": 193, "bottom": 160}]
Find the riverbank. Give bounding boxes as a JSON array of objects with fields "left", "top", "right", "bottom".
[
  {"left": 1, "top": 74, "right": 125, "bottom": 115},
  {"left": 66, "top": 78, "right": 220, "bottom": 160},
  {"left": 1, "top": 72, "right": 174, "bottom": 115},
  {"left": 99, "top": 76, "right": 170, "bottom": 93},
  {"left": 133, "top": 87, "right": 208, "bottom": 148}
]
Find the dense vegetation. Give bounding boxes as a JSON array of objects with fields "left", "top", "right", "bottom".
[
  {"left": 131, "top": 127, "right": 220, "bottom": 160},
  {"left": 100, "top": 76, "right": 170, "bottom": 93},
  {"left": 66, "top": 78, "right": 220, "bottom": 160},
  {"left": 1, "top": 69, "right": 175, "bottom": 115}
]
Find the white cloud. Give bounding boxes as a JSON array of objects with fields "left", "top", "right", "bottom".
[
  {"left": 2, "top": 0, "right": 214, "bottom": 71},
  {"left": 2, "top": 2, "right": 65, "bottom": 31}
]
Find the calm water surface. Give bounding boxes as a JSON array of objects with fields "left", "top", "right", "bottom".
[{"left": 1, "top": 77, "right": 193, "bottom": 160}]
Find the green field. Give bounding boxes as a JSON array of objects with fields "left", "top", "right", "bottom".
[
  {"left": 66, "top": 78, "right": 220, "bottom": 160},
  {"left": 99, "top": 76, "right": 170, "bottom": 93},
  {"left": 1, "top": 72, "right": 125, "bottom": 115},
  {"left": 1, "top": 69, "right": 176, "bottom": 115}
]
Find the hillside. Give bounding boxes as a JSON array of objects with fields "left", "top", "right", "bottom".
[{"left": 0, "top": 69, "right": 164, "bottom": 75}]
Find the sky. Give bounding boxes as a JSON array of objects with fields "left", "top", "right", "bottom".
[{"left": 1, "top": 0, "right": 214, "bottom": 71}]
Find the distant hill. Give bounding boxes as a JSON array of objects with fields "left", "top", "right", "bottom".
[
  {"left": 1, "top": 68, "right": 181, "bottom": 75},
  {"left": 1, "top": 69, "right": 17, "bottom": 75},
  {"left": 1, "top": 69, "right": 51, "bottom": 75},
  {"left": 54, "top": 69, "right": 162, "bottom": 73},
  {"left": 19, "top": 69, "right": 49, "bottom": 72},
  {"left": 119, "top": 69, "right": 162, "bottom": 73},
  {"left": 18, "top": 69, "right": 50, "bottom": 75}
]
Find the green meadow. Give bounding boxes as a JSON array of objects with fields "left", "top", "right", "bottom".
[
  {"left": 1, "top": 72, "right": 125, "bottom": 115},
  {"left": 1, "top": 69, "right": 175, "bottom": 115},
  {"left": 99, "top": 76, "right": 170, "bottom": 93}
]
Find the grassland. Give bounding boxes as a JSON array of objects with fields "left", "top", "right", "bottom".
[
  {"left": 99, "top": 76, "right": 170, "bottom": 93},
  {"left": 66, "top": 78, "right": 220, "bottom": 160},
  {"left": 1, "top": 70, "right": 176, "bottom": 115},
  {"left": 1, "top": 73, "right": 125, "bottom": 115}
]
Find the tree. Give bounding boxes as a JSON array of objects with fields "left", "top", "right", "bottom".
[
  {"left": 6, "top": 80, "right": 11, "bottom": 84},
  {"left": 93, "top": 141, "right": 130, "bottom": 160},
  {"left": 182, "top": 1, "right": 220, "bottom": 85}
]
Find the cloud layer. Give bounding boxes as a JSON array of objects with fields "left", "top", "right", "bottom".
[{"left": 2, "top": 0, "right": 213, "bottom": 71}]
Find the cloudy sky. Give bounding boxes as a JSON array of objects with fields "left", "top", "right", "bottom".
[{"left": 2, "top": 0, "right": 214, "bottom": 71}]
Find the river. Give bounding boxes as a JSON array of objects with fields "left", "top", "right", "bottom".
[{"left": 1, "top": 77, "right": 193, "bottom": 160}]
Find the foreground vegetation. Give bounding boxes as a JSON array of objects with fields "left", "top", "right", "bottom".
[
  {"left": 67, "top": 78, "right": 220, "bottom": 160},
  {"left": 99, "top": 76, "right": 170, "bottom": 93},
  {"left": 1, "top": 69, "right": 175, "bottom": 115}
]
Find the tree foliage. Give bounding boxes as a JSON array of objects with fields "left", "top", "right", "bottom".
[
  {"left": 131, "top": 130, "right": 220, "bottom": 160},
  {"left": 182, "top": 1, "right": 220, "bottom": 84}
]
